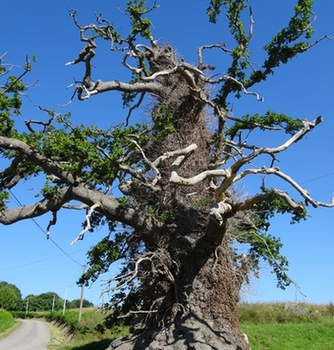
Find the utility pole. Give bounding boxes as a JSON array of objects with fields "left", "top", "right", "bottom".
[
  {"left": 25, "top": 298, "right": 29, "bottom": 314},
  {"left": 52, "top": 294, "right": 55, "bottom": 311},
  {"left": 78, "top": 264, "right": 87, "bottom": 322},
  {"left": 62, "top": 286, "right": 67, "bottom": 315}
]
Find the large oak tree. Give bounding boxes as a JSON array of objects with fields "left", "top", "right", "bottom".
[{"left": 0, "top": 1, "right": 332, "bottom": 349}]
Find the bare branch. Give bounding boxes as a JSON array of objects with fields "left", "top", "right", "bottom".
[
  {"left": 209, "top": 201, "right": 233, "bottom": 226},
  {"left": 234, "top": 166, "right": 334, "bottom": 209},
  {"left": 25, "top": 105, "right": 58, "bottom": 133},
  {"left": 71, "top": 203, "right": 101, "bottom": 245},
  {"left": 46, "top": 211, "right": 57, "bottom": 239},
  {"left": 197, "top": 43, "right": 231, "bottom": 70},
  {"left": 215, "top": 116, "right": 323, "bottom": 198},
  {"left": 248, "top": 7, "right": 254, "bottom": 42},
  {"left": 103, "top": 251, "right": 174, "bottom": 296},
  {"left": 305, "top": 34, "right": 333, "bottom": 49},
  {"left": 124, "top": 91, "right": 145, "bottom": 127},
  {"left": 62, "top": 203, "right": 89, "bottom": 210},
  {"left": 163, "top": 116, "right": 326, "bottom": 211},
  {"left": 104, "top": 255, "right": 153, "bottom": 292},
  {"left": 170, "top": 168, "right": 230, "bottom": 186},
  {"left": 153, "top": 143, "right": 198, "bottom": 168},
  {"left": 3, "top": 58, "right": 31, "bottom": 93},
  {"left": 76, "top": 80, "right": 162, "bottom": 100},
  {"left": 234, "top": 189, "right": 305, "bottom": 214},
  {"left": 207, "top": 74, "right": 264, "bottom": 101},
  {"left": 131, "top": 140, "right": 161, "bottom": 187}
]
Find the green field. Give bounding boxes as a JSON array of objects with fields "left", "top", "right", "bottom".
[
  {"left": 2, "top": 303, "right": 334, "bottom": 349},
  {"left": 239, "top": 302, "right": 334, "bottom": 350},
  {"left": 242, "top": 321, "right": 334, "bottom": 350}
]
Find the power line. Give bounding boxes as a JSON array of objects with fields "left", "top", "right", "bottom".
[
  {"left": 284, "top": 150, "right": 334, "bottom": 170},
  {"left": 296, "top": 172, "right": 334, "bottom": 186},
  {"left": 9, "top": 189, "right": 83, "bottom": 266},
  {"left": 0, "top": 261, "right": 78, "bottom": 279},
  {"left": 0, "top": 248, "right": 89, "bottom": 272},
  {"left": 279, "top": 171, "right": 334, "bottom": 197}
]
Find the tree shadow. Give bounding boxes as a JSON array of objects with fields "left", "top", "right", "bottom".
[{"left": 71, "top": 338, "right": 113, "bottom": 350}]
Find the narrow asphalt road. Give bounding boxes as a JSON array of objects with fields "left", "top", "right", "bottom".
[{"left": 0, "top": 319, "right": 50, "bottom": 350}]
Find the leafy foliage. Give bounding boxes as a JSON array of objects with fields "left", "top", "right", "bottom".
[
  {"left": 257, "top": 185, "right": 306, "bottom": 224},
  {"left": 24, "top": 292, "right": 63, "bottom": 312},
  {"left": 226, "top": 111, "right": 304, "bottom": 141},
  {"left": 67, "top": 299, "right": 94, "bottom": 309},
  {"left": 22, "top": 292, "right": 94, "bottom": 311},
  {"left": 126, "top": 0, "right": 154, "bottom": 41},
  {"left": 0, "top": 281, "right": 22, "bottom": 311},
  {"left": 80, "top": 231, "right": 128, "bottom": 285},
  {"left": 210, "top": 0, "right": 318, "bottom": 104},
  {"left": 0, "top": 309, "right": 15, "bottom": 333}
]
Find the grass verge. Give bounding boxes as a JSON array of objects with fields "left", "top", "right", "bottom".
[
  {"left": 45, "top": 309, "right": 130, "bottom": 350},
  {"left": 0, "top": 309, "right": 21, "bottom": 340}
]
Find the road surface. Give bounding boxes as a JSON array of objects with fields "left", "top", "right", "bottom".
[{"left": 0, "top": 319, "right": 50, "bottom": 350}]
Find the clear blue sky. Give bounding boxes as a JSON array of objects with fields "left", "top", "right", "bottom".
[{"left": 0, "top": 1, "right": 334, "bottom": 308}]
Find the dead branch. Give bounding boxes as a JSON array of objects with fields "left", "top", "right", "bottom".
[
  {"left": 25, "top": 105, "right": 58, "bottom": 133},
  {"left": 215, "top": 116, "right": 323, "bottom": 198},
  {"left": 132, "top": 140, "right": 161, "bottom": 186},
  {"left": 209, "top": 201, "right": 233, "bottom": 226},
  {"left": 76, "top": 80, "right": 162, "bottom": 100},
  {"left": 62, "top": 203, "right": 89, "bottom": 210},
  {"left": 153, "top": 143, "right": 198, "bottom": 167},
  {"left": 125, "top": 91, "right": 146, "bottom": 127},
  {"left": 170, "top": 167, "right": 230, "bottom": 186},
  {"left": 197, "top": 43, "right": 231, "bottom": 70},
  {"left": 2, "top": 55, "right": 32, "bottom": 93},
  {"left": 235, "top": 166, "right": 334, "bottom": 209},
  {"left": 71, "top": 202, "right": 101, "bottom": 245},
  {"left": 46, "top": 211, "right": 57, "bottom": 239},
  {"left": 235, "top": 189, "right": 305, "bottom": 214},
  {"left": 207, "top": 74, "right": 264, "bottom": 101},
  {"left": 103, "top": 251, "right": 173, "bottom": 295}
]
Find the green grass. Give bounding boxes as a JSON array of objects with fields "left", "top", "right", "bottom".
[
  {"left": 47, "top": 303, "right": 334, "bottom": 349},
  {"left": 242, "top": 321, "right": 334, "bottom": 350},
  {"left": 0, "top": 309, "right": 16, "bottom": 333},
  {"left": 5, "top": 303, "right": 334, "bottom": 349},
  {"left": 239, "top": 302, "right": 334, "bottom": 349},
  {"left": 45, "top": 309, "right": 130, "bottom": 350},
  {"left": 238, "top": 302, "right": 326, "bottom": 324},
  {"left": 0, "top": 309, "right": 20, "bottom": 340}
]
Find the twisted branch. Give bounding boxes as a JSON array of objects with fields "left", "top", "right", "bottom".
[{"left": 71, "top": 202, "right": 101, "bottom": 245}]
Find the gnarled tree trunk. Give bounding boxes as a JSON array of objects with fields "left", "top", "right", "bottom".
[{"left": 106, "top": 43, "right": 250, "bottom": 350}]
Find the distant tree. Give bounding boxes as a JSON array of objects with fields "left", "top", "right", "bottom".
[
  {"left": 24, "top": 294, "right": 38, "bottom": 312},
  {"left": 0, "top": 1, "right": 333, "bottom": 349},
  {"left": 68, "top": 298, "right": 94, "bottom": 309},
  {"left": 24, "top": 292, "right": 62, "bottom": 311},
  {"left": 0, "top": 281, "right": 22, "bottom": 311}
]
